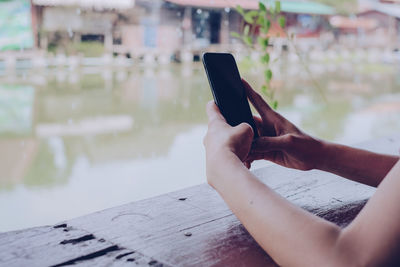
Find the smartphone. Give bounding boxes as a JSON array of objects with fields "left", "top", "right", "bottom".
[{"left": 202, "top": 52, "right": 258, "bottom": 138}]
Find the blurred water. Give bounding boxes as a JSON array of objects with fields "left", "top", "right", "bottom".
[{"left": 0, "top": 61, "right": 400, "bottom": 232}]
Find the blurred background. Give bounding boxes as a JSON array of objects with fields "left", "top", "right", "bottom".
[{"left": 1, "top": 0, "right": 400, "bottom": 232}]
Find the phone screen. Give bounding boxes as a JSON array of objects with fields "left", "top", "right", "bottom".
[{"left": 203, "top": 53, "right": 258, "bottom": 137}]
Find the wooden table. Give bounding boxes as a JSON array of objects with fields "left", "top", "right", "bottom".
[{"left": 1, "top": 135, "right": 399, "bottom": 267}]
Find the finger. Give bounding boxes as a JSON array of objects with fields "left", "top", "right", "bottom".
[
  {"left": 244, "top": 161, "right": 251, "bottom": 169},
  {"left": 253, "top": 115, "right": 263, "bottom": 126},
  {"left": 251, "top": 135, "right": 289, "bottom": 152},
  {"left": 242, "top": 79, "right": 272, "bottom": 119},
  {"left": 243, "top": 80, "right": 277, "bottom": 136},
  {"left": 252, "top": 115, "right": 264, "bottom": 137},
  {"left": 234, "top": 122, "right": 254, "bottom": 139},
  {"left": 246, "top": 151, "right": 276, "bottom": 162},
  {"left": 253, "top": 112, "right": 276, "bottom": 137},
  {"left": 253, "top": 116, "right": 262, "bottom": 137},
  {"left": 245, "top": 153, "right": 264, "bottom": 163},
  {"left": 206, "top": 100, "right": 226, "bottom": 122}
]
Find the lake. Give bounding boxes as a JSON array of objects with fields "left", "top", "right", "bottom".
[{"left": 1, "top": 59, "right": 400, "bottom": 232}]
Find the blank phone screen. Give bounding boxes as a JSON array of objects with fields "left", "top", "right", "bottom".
[{"left": 203, "top": 53, "right": 258, "bottom": 137}]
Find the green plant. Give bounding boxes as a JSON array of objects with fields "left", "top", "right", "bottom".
[
  {"left": 47, "top": 41, "right": 105, "bottom": 57},
  {"left": 231, "top": 1, "right": 285, "bottom": 109},
  {"left": 71, "top": 42, "right": 105, "bottom": 57}
]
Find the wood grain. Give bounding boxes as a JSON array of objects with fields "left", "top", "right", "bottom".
[{"left": 1, "top": 134, "right": 399, "bottom": 266}]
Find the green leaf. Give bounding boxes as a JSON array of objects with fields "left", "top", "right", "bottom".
[
  {"left": 261, "top": 53, "right": 270, "bottom": 63},
  {"left": 247, "top": 10, "right": 259, "bottom": 17},
  {"left": 264, "top": 69, "right": 272, "bottom": 82},
  {"left": 262, "top": 19, "right": 271, "bottom": 33},
  {"left": 275, "top": 1, "right": 281, "bottom": 13},
  {"left": 243, "top": 10, "right": 258, "bottom": 24},
  {"left": 261, "top": 85, "right": 268, "bottom": 95},
  {"left": 278, "top": 16, "right": 286, "bottom": 28},
  {"left": 243, "top": 12, "right": 254, "bottom": 24},
  {"left": 257, "top": 36, "right": 268, "bottom": 50},
  {"left": 259, "top": 2, "right": 266, "bottom": 12},
  {"left": 244, "top": 25, "right": 250, "bottom": 36},
  {"left": 244, "top": 13, "right": 254, "bottom": 24},
  {"left": 257, "top": 14, "right": 265, "bottom": 25},
  {"left": 230, "top": 31, "right": 241, "bottom": 38},
  {"left": 257, "top": 36, "right": 264, "bottom": 49},
  {"left": 264, "top": 38, "right": 269, "bottom": 47},
  {"left": 243, "top": 36, "right": 252, "bottom": 46},
  {"left": 261, "top": 85, "right": 273, "bottom": 98},
  {"left": 270, "top": 6, "right": 275, "bottom": 16},
  {"left": 236, "top": 5, "right": 245, "bottom": 16},
  {"left": 272, "top": 100, "right": 278, "bottom": 110}
]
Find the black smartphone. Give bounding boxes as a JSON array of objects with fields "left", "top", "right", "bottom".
[{"left": 202, "top": 52, "right": 258, "bottom": 138}]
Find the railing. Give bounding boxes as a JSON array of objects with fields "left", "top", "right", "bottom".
[{"left": 1, "top": 134, "right": 398, "bottom": 266}]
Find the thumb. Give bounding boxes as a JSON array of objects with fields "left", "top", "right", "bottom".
[
  {"left": 251, "top": 135, "right": 290, "bottom": 152},
  {"left": 233, "top": 123, "right": 254, "bottom": 139}
]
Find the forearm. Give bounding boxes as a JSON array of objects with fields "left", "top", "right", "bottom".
[
  {"left": 316, "top": 141, "right": 399, "bottom": 187},
  {"left": 210, "top": 153, "right": 342, "bottom": 267}
]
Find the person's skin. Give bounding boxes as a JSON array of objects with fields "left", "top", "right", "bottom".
[
  {"left": 203, "top": 80, "right": 400, "bottom": 266},
  {"left": 242, "top": 79, "right": 399, "bottom": 187}
]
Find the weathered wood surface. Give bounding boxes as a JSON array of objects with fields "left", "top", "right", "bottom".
[{"left": 1, "top": 135, "right": 399, "bottom": 267}]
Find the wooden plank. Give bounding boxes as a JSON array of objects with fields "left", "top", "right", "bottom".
[
  {"left": 0, "top": 224, "right": 166, "bottom": 267},
  {"left": 64, "top": 169, "right": 370, "bottom": 267},
  {"left": 1, "top": 134, "right": 399, "bottom": 266}
]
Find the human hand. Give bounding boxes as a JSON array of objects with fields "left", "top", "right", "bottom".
[
  {"left": 243, "top": 79, "right": 324, "bottom": 171},
  {"left": 203, "top": 101, "right": 254, "bottom": 186}
]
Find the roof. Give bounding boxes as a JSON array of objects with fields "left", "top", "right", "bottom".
[
  {"left": 373, "top": 3, "right": 400, "bottom": 18},
  {"left": 278, "top": 1, "right": 335, "bottom": 15},
  {"left": 329, "top": 16, "right": 378, "bottom": 30},
  {"left": 32, "top": 0, "right": 135, "bottom": 10},
  {"left": 166, "top": 0, "right": 336, "bottom": 15},
  {"left": 359, "top": 1, "right": 400, "bottom": 19}
]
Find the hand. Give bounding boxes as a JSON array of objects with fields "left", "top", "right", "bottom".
[
  {"left": 243, "top": 79, "right": 324, "bottom": 171},
  {"left": 203, "top": 101, "right": 254, "bottom": 186}
]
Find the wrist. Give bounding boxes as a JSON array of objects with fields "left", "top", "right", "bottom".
[
  {"left": 206, "top": 149, "right": 247, "bottom": 188},
  {"left": 313, "top": 139, "right": 335, "bottom": 171}
]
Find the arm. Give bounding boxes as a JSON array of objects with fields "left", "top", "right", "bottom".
[
  {"left": 242, "top": 80, "right": 398, "bottom": 187},
  {"left": 317, "top": 142, "right": 398, "bottom": 187},
  {"left": 209, "top": 152, "right": 342, "bottom": 267},
  {"left": 204, "top": 101, "right": 400, "bottom": 266}
]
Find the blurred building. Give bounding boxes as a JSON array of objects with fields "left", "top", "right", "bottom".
[
  {"left": 31, "top": 0, "right": 234, "bottom": 58},
  {"left": 166, "top": 0, "right": 336, "bottom": 47},
  {"left": 29, "top": 0, "right": 337, "bottom": 58},
  {"left": 329, "top": 0, "right": 400, "bottom": 48},
  {"left": 2, "top": 0, "right": 399, "bottom": 66},
  {"left": 31, "top": 0, "right": 137, "bottom": 53}
]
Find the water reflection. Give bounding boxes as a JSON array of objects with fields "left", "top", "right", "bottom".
[{"left": 0, "top": 61, "right": 400, "bottom": 231}]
